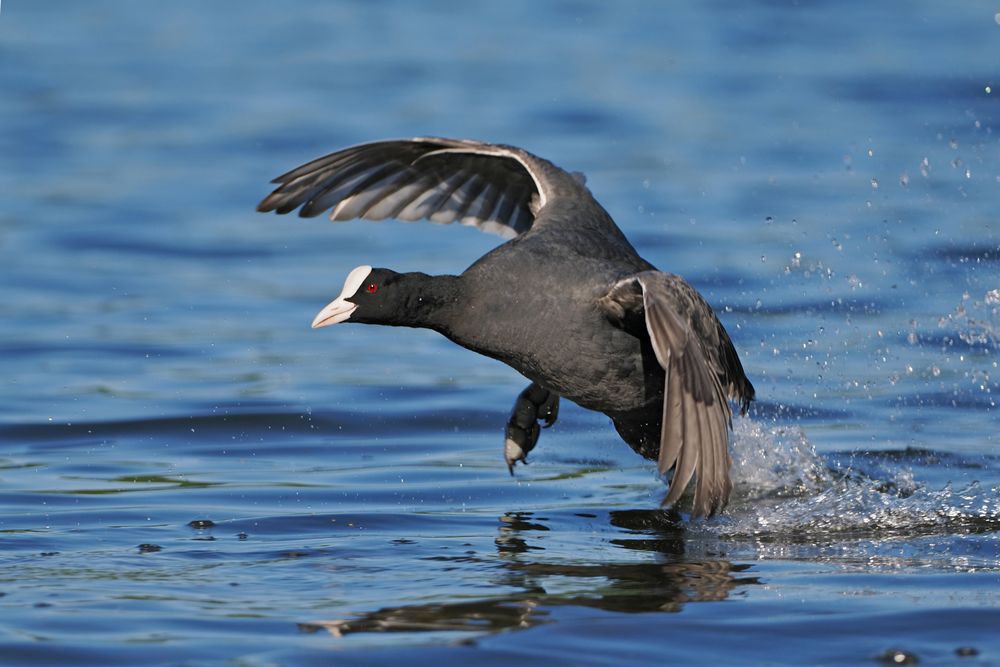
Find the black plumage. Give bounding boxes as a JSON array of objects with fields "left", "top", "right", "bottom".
[{"left": 258, "top": 137, "right": 755, "bottom": 517}]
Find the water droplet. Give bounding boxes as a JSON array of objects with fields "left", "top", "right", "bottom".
[
  {"left": 870, "top": 177, "right": 879, "bottom": 189},
  {"left": 932, "top": 366, "right": 941, "bottom": 377},
  {"left": 877, "top": 648, "right": 919, "bottom": 665},
  {"left": 899, "top": 172, "right": 909, "bottom": 187}
]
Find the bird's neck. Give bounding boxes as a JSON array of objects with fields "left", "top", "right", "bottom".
[{"left": 394, "top": 273, "right": 463, "bottom": 332}]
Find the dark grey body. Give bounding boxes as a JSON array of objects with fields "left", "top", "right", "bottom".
[
  {"left": 431, "top": 195, "right": 665, "bottom": 457},
  {"left": 258, "top": 137, "right": 754, "bottom": 515}
]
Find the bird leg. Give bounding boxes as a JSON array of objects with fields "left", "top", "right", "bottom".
[{"left": 504, "top": 382, "right": 559, "bottom": 474}]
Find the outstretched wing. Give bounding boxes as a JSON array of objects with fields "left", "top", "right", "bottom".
[
  {"left": 599, "top": 271, "right": 755, "bottom": 517},
  {"left": 257, "top": 137, "right": 556, "bottom": 239}
]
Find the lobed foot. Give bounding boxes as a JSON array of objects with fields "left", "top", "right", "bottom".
[{"left": 504, "top": 382, "right": 559, "bottom": 474}]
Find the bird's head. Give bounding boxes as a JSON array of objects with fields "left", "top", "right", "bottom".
[{"left": 311, "top": 265, "right": 403, "bottom": 328}]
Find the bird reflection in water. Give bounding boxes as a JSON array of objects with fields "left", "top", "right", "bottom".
[{"left": 299, "top": 510, "right": 758, "bottom": 638}]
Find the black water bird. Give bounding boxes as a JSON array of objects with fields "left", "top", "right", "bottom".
[{"left": 258, "top": 138, "right": 754, "bottom": 516}]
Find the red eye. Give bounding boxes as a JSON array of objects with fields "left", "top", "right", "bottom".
[{"left": 366, "top": 283, "right": 378, "bottom": 294}]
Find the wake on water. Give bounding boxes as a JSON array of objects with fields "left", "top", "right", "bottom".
[
  {"left": 678, "top": 289, "right": 999, "bottom": 565},
  {"left": 695, "top": 418, "right": 1000, "bottom": 564}
]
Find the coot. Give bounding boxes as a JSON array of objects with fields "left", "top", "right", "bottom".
[{"left": 258, "top": 138, "right": 754, "bottom": 517}]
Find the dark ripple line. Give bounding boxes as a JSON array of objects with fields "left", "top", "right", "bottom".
[
  {"left": 906, "top": 332, "right": 998, "bottom": 353},
  {"left": 829, "top": 74, "right": 992, "bottom": 105},
  {"left": 0, "top": 409, "right": 506, "bottom": 443},
  {"left": 725, "top": 296, "right": 887, "bottom": 317},
  {"left": 53, "top": 235, "right": 275, "bottom": 260},
  {"left": 888, "top": 389, "right": 998, "bottom": 410},
  {"left": 0, "top": 341, "right": 187, "bottom": 358},
  {"left": 919, "top": 244, "right": 1000, "bottom": 265},
  {"left": 748, "top": 400, "right": 849, "bottom": 421},
  {"left": 841, "top": 446, "right": 998, "bottom": 469}
]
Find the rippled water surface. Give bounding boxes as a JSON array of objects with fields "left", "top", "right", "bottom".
[{"left": 2, "top": 2, "right": 999, "bottom": 665}]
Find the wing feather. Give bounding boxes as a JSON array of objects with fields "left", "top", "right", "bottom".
[
  {"left": 658, "top": 359, "right": 684, "bottom": 475},
  {"left": 600, "top": 271, "right": 752, "bottom": 517},
  {"left": 330, "top": 169, "right": 414, "bottom": 221},
  {"left": 362, "top": 174, "right": 435, "bottom": 220},
  {"left": 396, "top": 170, "right": 469, "bottom": 221},
  {"left": 258, "top": 138, "right": 556, "bottom": 239}
]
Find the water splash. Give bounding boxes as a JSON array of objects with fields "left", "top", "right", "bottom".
[
  {"left": 710, "top": 418, "right": 1000, "bottom": 547},
  {"left": 728, "top": 418, "right": 834, "bottom": 501},
  {"left": 939, "top": 288, "right": 1000, "bottom": 349}
]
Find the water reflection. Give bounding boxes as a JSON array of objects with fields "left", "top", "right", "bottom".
[{"left": 299, "top": 510, "right": 758, "bottom": 638}]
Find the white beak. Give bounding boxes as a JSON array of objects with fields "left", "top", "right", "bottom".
[
  {"left": 311, "top": 264, "right": 372, "bottom": 329},
  {"left": 311, "top": 298, "right": 357, "bottom": 328}
]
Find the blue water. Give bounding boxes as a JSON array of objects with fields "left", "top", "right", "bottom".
[{"left": 2, "top": 1, "right": 999, "bottom": 665}]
